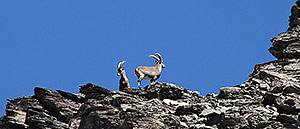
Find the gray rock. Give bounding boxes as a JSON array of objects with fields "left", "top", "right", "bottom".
[
  {"left": 276, "top": 114, "right": 300, "bottom": 128},
  {"left": 269, "top": 1, "right": 300, "bottom": 59},
  {"left": 200, "top": 109, "right": 225, "bottom": 126},
  {"left": 200, "top": 109, "right": 222, "bottom": 116},
  {"left": 175, "top": 104, "right": 203, "bottom": 115},
  {"left": 34, "top": 87, "right": 82, "bottom": 123},
  {"left": 0, "top": 79, "right": 300, "bottom": 129},
  {"left": 2, "top": 1, "right": 300, "bottom": 128},
  {"left": 218, "top": 87, "right": 243, "bottom": 99}
]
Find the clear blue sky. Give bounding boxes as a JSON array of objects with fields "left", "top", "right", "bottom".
[{"left": 0, "top": 1, "right": 295, "bottom": 116}]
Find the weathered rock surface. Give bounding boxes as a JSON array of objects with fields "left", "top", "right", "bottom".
[
  {"left": 269, "top": 1, "right": 300, "bottom": 59},
  {"left": 2, "top": 1, "right": 300, "bottom": 129},
  {"left": 1, "top": 75, "right": 300, "bottom": 129}
]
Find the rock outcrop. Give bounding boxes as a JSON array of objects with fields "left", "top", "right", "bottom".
[
  {"left": 2, "top": 1, "right": 300, "bottom": 129},
  {"left": 269, "top": 1, "right": 300, "bottom": 59},
  {"left": 1, "top": 79, "right": 300, "bottom": 129}
]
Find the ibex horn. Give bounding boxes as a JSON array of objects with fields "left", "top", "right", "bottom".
[
  {"left": 149, "top": 55, "right": 160, "bottom": 61},
  {"left": 118, "top": 61, "right": 126, "bottom": 69},
  {"left": 155, "top": 53, "right": 162, "bottom": 61}
]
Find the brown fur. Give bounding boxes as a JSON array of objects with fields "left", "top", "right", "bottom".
[
  {"left": 135, "top": 53, "right": 165, "bottom": 89},
  {"left": 117, "top": 61, "right": 130, "bottom": 91}
]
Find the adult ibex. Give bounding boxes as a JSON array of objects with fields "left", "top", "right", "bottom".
[
  {"left": 135, "top": 53, "right": 165, "bottom": 89},
  {"left": 117, "top": 61, "right": 130, "bottom": 91}
]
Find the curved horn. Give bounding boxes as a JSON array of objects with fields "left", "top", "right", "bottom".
[
  {"left": 118, "top": 61, "right": 126, "bottom": 69},
  {"left": 155, "top": 53, "right": 163, "bottom": 61},
  {"left": 149, "top": 55, "right": 160, "bottom": 61}
]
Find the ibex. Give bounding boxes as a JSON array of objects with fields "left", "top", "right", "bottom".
[
  {"left": 117, "top": 61, "right": 130, "bottom": 91},
  {"left": 135, "top": 53, "right": 165, "bottom": 89}
]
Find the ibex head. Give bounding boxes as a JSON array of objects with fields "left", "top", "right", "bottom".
[
  {"left": 117, "top": 60, "right": 130, "bottom": 91},
  {"left": 149, "top": 53, "right": 165, "bottom": 68},
  {"left": 117, "top": 61, "right": 126, "bottom": 76}
]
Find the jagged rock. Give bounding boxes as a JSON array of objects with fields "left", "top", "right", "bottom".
[
  {"left": 269, "top": 1, "right": 300, "bottom": 59},
  {"left": 276, "top": 114, "right": 300, "bottom": 128},
  {"left": 200, "top": 109, "right": 224, "bottom": 126},
  {"left": 218, "top": 118, "right": 238, "bottom": 127},
  {"left": 79, "top": 110, "right": 129, "bottom": 129},
  {"left": 2, "top": 1, "right": 300, "bottom": 129},
  {"left": 79, "top": 83, "right": 110, "bottom": 100},
  {"left": 57, "top": 90, "right": 85, "bottom": 103},
  {"left": 175, "top": 104, "right": 203, "bottom": 115},
  {"left": 218, "top": 87, "right": 244, "bottom": 99},
  {"left": 1, "top": 80, "right": 300, "bottom": 129},
  {"left": 142, "top": 82, "right": 184, "bottom": 100},
  {"left": 34, "top": 87, "right": 82, "bottom": 123},
  {"left": 283, "top": 85, "right": 300, "bottom": 94},
  {"left": 162, "top": 99, "right": 188, "bottom": 106},
  {"left": 27, "top": 108, "right": 69, "bottom": 129}
]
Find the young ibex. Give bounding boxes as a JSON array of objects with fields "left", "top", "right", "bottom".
[
  {"left": 117, "top": 61, "right": 130, "bottom": 91},
  {"left": 135, "top": 53, "right": 165, "bottom": 89}
]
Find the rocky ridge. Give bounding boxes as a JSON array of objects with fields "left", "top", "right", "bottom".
[
  {"left": 269, "top": 1, "right": 300, "bottom": 59},
  {"left": 2, "top": 1, "right": 300, "bottom": 129}
]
